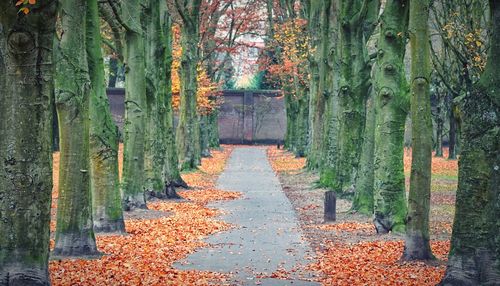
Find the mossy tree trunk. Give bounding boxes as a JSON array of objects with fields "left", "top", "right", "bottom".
[
  {"left": 284, "top": 89, "right": 298, "bottom": 150},
  {"left": 319, "top": 0, "right": 340, "bottom": 188},
  {"left": 448, "top": 97, "right": 458, "bottom": 160},
  {"left": 439, "top": 1, "right": 500, "bottom": 283},
  {"left": 402, "top": 0, "right": 434, "bottom": 260},
  {"left": 208, "top": 110, "right": 221, "bottom": 148},
  {"left": 162, "top": 9, "right": 188, "bottom": 189},
  {"left": 199, "top": 115, "right": 211, "bottom": 157},
  {"left": 53, "top": 0, "right": 99, "bottom": 257},
  {"left": 434, "top": 89, "right": 445, "bottom": 157},
  {"left": 352, "top": 87, "right": 375, "bottom": 215},
  {"left": 87, "top": 0, "right": 125, "bottom": 233},
  {"left": 295, "top": 89, "right": 309, "bottom": 157},
  {"left": 0, "top": 1, "right": 57, "bottom": 284},
  {"left": 322, "top": 0, "right": 379, "bottom": 194},
  {"left": 175, "top": 0, "right": 202, "bottom": 171},
  {"left": 371, "top": 0, "right": 409, "bottom": 234},
  {"left": 306, "top": 0, "right": 326, "bottom": 169},
  {"left": 121, "top": 0, "right": 148, "bottom": 210},
  {"left": 143, "top": 0, "right": 163, "bottom": 198}
]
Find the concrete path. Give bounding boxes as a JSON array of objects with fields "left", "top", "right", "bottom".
[{"left": 174, "top": 147, "right": 319, "bottom": 285}]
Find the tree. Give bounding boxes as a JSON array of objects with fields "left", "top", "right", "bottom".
[
  {"left": 320, "top": 0, "right": 379, "bottom": 194},
  {"left": 172, "top": 0, "right": 203, "bottom": 170},
  {"left": 402, "top": 0, "right": 434, "bottom": 260},
  {"left": 53, "top": 0, "right": 99, "bottom": 257},
  {"left": 118, "top": 0, "right": 148, "bottom": 210},
  {"left": 371, "top": 0, "right": 409, "bottom": 233},
  {"left": 87, "top": 0, "right": 125, "bottom": 233},
  {"left": 144, "top": 0, "right": 182, "bottom": 199},
  {"left": 304, "top": 0, "right": 326, "bottom": 169},
  {"left": 0, "top": 1, "right": 57, "bottom": 284},
  {"left": 440, "top": 0, "right": 500, "bottom": 283}
]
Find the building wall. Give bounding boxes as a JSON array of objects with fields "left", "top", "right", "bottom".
[{"left": 106, "top": 89, "right": 286, "bottom": 144}]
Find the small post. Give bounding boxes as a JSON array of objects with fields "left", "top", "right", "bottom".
[{"left": 324, "top": 191, "right": 336, "bottom": 222}]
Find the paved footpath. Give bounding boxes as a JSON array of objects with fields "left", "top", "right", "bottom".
[{"left": 174, "top": 147, "right": 320, "bottom": 285}]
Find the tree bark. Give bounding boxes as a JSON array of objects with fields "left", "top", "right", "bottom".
[
  {"left": 175, "top": 0, "right": 202, "bottom": 171},
  {"left": 87, "top": 0, "right": 125, "bottom": 233},
  {"left": 53, "top": 0, "right": 99, "bottom": 257},
  {"left": 121, "top": 0, "right": 148, "bottom": 210},
  {"left": 306, "top": 0, "right": 325, "bottom": 169},
  {"left": 352, "top": 87, "right": 375, "bottom": 215},
  {"left": 372, "top": 0, "right": 409, "bottom": 234},
  {"left": 0, "top": 2, "right": 57, "bottom": 284},
  {"left": 448, "top": 96, "right": 458, "bottom": 160},
  {"left": 323, "top": 0, "right": 379, "bottom": 194},
  {"left": 208, "top": 111, "right": 221, "bottom": 148},
  {"left": 144, "top": 0, "right": 167, "bottom": 198},
  {"left": 200, "top": 115, "right": 212, "bottom": 157},
  {"left": 402, "top": 0, "right": 435, "bottom": 260},
  {"left": 162, "top": 10, "right": 187, "bottom": 189},
  {"left": 439, "top": 0, "right": 500, "bottom": 283}
]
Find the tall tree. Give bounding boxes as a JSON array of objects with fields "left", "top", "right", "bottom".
[
  {"left": 118, "top": 0, "right": 148, "bottom": 210},
  {"left": 305, "top": 0, "right": 326, "bottom": 169},
  {"left": 402, "top": 0, "right": 434, "bottom": 260},
  {"left": 0, "top": 1, "right": 57, "bottom": 284},
  {"left": 87, "top": 0, "right": 125, "bottom": 233},
  {"left": 174, "top": 0, "right": 203, "bottom": 170},
  {"left": 371, "top": 0, "right": 410, "bottom": 233},
  {"left": 320, "top": 0, "right": 379, "bottom": 193},
  {"left": 53, "top": 0, "right": 99, "bottom": 257},
  {"left": 144, "top": 0, "right": 181, "bottom": 198},
  {"left": 440, "top": 0, "right": 500, "bottom": 283},
  {"left": 163, "top": 13, "right": 189, "bottom": 189}
]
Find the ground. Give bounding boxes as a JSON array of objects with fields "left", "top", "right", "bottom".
[
  {"left": 267, "top": 147, "right": 456, "bottom": 286},
  {"left": 48, "top": 145, "right": 457, "bottom": 285}
]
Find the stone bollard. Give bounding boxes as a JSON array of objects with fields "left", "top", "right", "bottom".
[{"left": 324, "top": 191, "right": 336, "bottom": 222}]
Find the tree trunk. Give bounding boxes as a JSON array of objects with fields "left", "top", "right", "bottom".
[
  {"left": 330, "top": 0, "right": 379, "bottom": 195},
  {"left": 306, "top": 0, "right": 325, "bottom": 170},
  {"left": 352, "top": 88, "right": 375, "bottom": 215},
  {"left": 87, "top": 0, "right": 125, "bottom": 233},
  {"left": 200, "top": 115, "right": 212, "bottom": 157},
  {"left": 434, "top": 92, "right": 444, "bottom": 157},
  {"left": 372, "top": 0, "right": 409, "bottom": 234},
  {"left": 121, "top": 0, "right": 148, "bottom": 210},
  {"left": 163, "top": 10, "right": 187, "bottom": 189},
  {"left": 208, "top": 111, "right": 221, "bottom": 148},
  {"left": 402, "top": 0, "right": 435, "bottom": 260},
  {"left": 108, "top": 57, "right": 118, "bottom": 88},
  {"left": 0, "top": 2, "right": 57, "bottom": 284},
  {"left": 53, "top": 0, "right": 99, "bottom": 257},
  {"left": 295, "top": 90, "right": 309, "bottom": 158},
  {"left": 284, "top": 91, "right": 297, "bottom": 150},
  {"left": 144, "top": 0, "right": 167, "bottom": 198},
  {"left": 318, "top": 0, "right": 340, "bottom": 189},
  {"left": 440, "top": 1, "right": 500, "bottom": 283},
  {"left": 448, "top": 97, "right": 457, "bottom": 160},
  {"left": 176, "top": 4, "right": 202, "bottom": 170}
]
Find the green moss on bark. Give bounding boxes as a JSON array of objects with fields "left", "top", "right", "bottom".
[{"left": 0, "top": 1, "right": 57, "bottom": 284}]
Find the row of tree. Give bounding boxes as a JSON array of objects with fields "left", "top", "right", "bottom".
[
  {"left": 268, "top": 0, "right": 499, "bottom": 284},
  {"left": 0, "top": 0, "right": 260, "bottom": 284}
]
